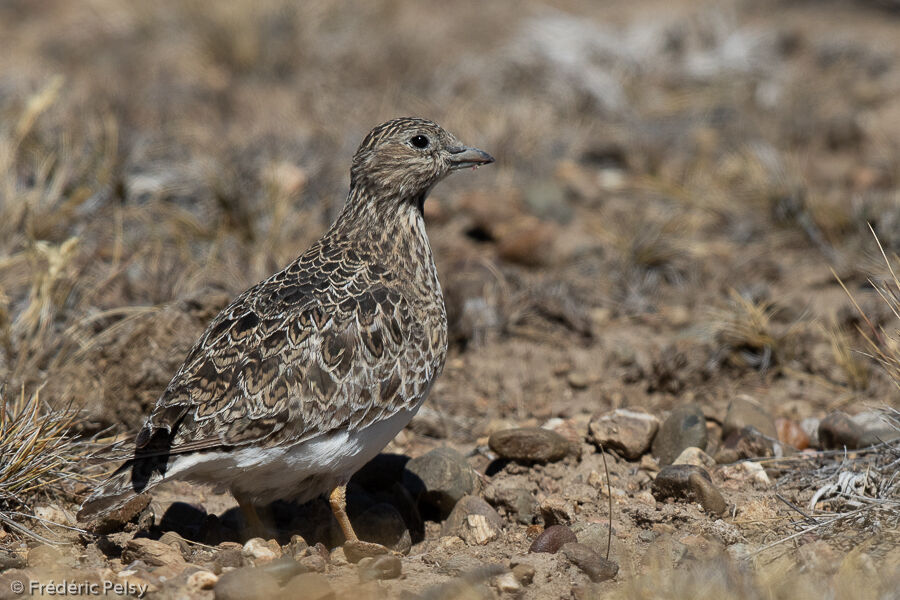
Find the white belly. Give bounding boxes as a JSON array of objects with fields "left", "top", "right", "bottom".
[{"left": 167, "top": 403, "right": 421, "bottom": 504}]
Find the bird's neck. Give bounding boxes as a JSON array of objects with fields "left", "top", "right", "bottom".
[{"left": 329, "top": 185, "right": 439, "bottom": 284}]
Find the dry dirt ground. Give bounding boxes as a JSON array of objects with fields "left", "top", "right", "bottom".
[{"left": 1, "top": 0, "right": 900, "bottom": 598}]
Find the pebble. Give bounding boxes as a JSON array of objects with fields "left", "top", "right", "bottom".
[
  {"left": 489, "top": 427, "right": 571, "bottom": 463},
  {"left": 403, "top": 447, "right": 479, "bottom": 518},
  {"left": 187, "top": 570, "right": 218, "bottom": 591},
  {"left": 287, "top": 534, "right": 308, "bottom": 558},
  {"left": 242, "top": 538, "right": 281, "bottom": 565},
  {"left": 720, "top": 461, "right": 771, "bottom": 487},
  {"left": 722, "top": 395, "right": 776, "bottom": 439},
  {"left": 572, "top": 522, "right": 613, "bottom": 558},
  {"left": 800, "top": 417, "right": 821, "bottom": 448},
  {"left": 483, "top": 484, "right": 538, "bottom": 524},
  {"left": 260, "top": 555, "right": 307, "bottom": 584},
  {"left": 213, "top": 543, "right": 244, "bottom": 572},
  {"left": 651, "top": 465, "right": 728, "bottom": 515},
  {"left": 651, "top": 404, "right": 708, "bottom": 465},
  {"left": 775, "top": 417, "right": 809, "bottom": 450},
  {"left": 528, "top": 524, "right": 577, "bottom": 554},
  {"left": 123, "top": 538, "right": 186, "bottom": 568},
  {"left": 714, "top": 427, "right": 774, "bottom": 463},
  {"left": 560, "top": 542, "right": 618, "bottom": 582},
  {"left": 441, "top": 495, "right": 503, "bottom": 545},
  {"left": 355, "top": 503, "right": 412, "bottom": 554},
  {"left": 512, "top": 563, "right": 536, "bottom": 584},
  {"left": 542, "top": 417, "right": 585, "bottom": 458},
  {"left": 672, "top": 446, "right": 716, "bottom": 468},
  {"left": 158, "top": 531, "right": 191, "bottom": 559},
  {"left": 298, "top": 554, "right": 327, "bottom": 573},
  {"left": 358, "top": 554, "right": 403, "bottom": 581},
  {"left": 539, "top": 495, "right": 576, "bottom": 526},
  {"left": 214, "top": 567, "right": 280, "bottom": 600},
  {"left": 818, "top": 412, "right": 866, "bottom": 449},
  {"left": 283, "top": 573, "right": 334, "bottom": 600},
  {"left": 33, "top": 503, "right": 75, "bottom": 526},
  {"left": 589, "top": 408, "right": 660, "bottom": 460},
  {"left": 495, "top": 572, "right": 522, "bottom": 593}
]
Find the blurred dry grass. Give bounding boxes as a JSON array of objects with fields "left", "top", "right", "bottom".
[{"left": 1, "top": 0, "right": 900, "bottom": 594}]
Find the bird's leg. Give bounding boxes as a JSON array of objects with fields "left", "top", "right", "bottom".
[
  {"left": 329, "top": 484, "right": 397, "bottom": 563},
  {"left": 235, "top": 493, "right": 274, "bottom": 540}
]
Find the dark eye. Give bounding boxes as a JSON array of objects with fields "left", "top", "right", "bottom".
[{"left": 410, "top": 135, "right": 429, "bottom": 149}]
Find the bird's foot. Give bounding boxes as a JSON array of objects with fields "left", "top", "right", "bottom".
[{"left": 343, "top": 540, "right": 402, "bottom": 563}]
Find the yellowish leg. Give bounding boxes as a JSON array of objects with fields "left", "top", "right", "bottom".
[
  {"left": 235, "top": 493, "right": 268, "bottom": 537},
  {"left": 329, "top": 484, "right": 397, "bottom": 562},
  {"left": 328, "top": 484, "right": 359, "bottom": 542}
]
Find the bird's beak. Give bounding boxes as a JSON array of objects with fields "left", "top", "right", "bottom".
[{"left": 447, "top": 146, "right": 495, "bottom": 170}]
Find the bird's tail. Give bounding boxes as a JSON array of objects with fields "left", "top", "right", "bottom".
[{"left": 77, "top": 453, "right": 169, "bottom": 526}]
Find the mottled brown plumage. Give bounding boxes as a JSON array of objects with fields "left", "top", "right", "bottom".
[{"left": 79, "top": 119, "right": 493, "bottom": 551}]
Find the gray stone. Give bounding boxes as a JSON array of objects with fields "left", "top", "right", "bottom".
[
  {"left": 122, "top": 538, "right": 186, "bottom": 568},
  {"left": 819, "top": 412, "right": 866, "bottom": 450},
  {"left": 651, "top": 465, "right": 728, "bottom": 515},
  {"left": 403, "top": 447, "right": 478, "bottom": 519},
  {"left": 651, "top": 404, "right": 707, "bottom": 465},
  {"left": 214, "top": 567, "right": 280, "bottom": 600},
  {"left": 354, "top": 503, "right": 412, "bottom": 554},
  {"left": 483, "top": 484, "right": 538, "bottom": 524},
  {"left": 589, "top": 408, "right": 659, "bottom": 460},
  {"left": 560, "top": 542, "right": 618, "bottom": 582},
  {"left": 722, "top": 396, "right": 776, "bottom": 440},
  {"left": 259, "top": 555, "right": 307, "bottom": 585},
  {"left": 441, "top": 495, "right": 503, "bottom": 545},
  {"left": 572, "top": 522, "right": 613, "bottom": 558},
  {"left": 714, "top": 426, "right": 774, "bottom": 463},
  {"left": 852, "top": 411, "right": 900, "bottom": 445},
  {"left": 489, "top": 427, "right": 570, "bottom": 463},
  {"left": 283, "top": 573, "right": 334, "bottom": 600},
  {"left": 358, "top": 554, "right": 403, "bottom": 581},
  {"left": 528, "top": 524, "right": 577, "bottom": 554}
]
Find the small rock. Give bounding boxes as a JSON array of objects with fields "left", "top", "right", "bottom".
[
  {"left": 80, "top": 493, "right": 151, "bottom": 534},
  {"left": 187, "top": 570, "right": 218, "bottom": 591},
  {"left": 33, "top": 503, "right": 75, "bottom": 526},
  {"left": 651, "top": 465, "right": 728, "bottom": 515},
  {"left": 775, "top": 417, "right": 809, "bottom": 450},
  {"left": 287, "top": 534, "right": 308, "bottom": 558},
  {"left": 512, "top": 563, "right": 535, "bottom": 585},
  {"left": 542, "top": 417, "right": 585, "bottom": 458},
  {"left": 672, "top": 446, "right": 716, "bottom": 468},
  {"left": 483, "top": 484, "right": 538, "bottom": 524},
  {"left": 354, "top": 503, "right": 412, "bottom": 554},
  {"left": 495, "top": 572, "right": 521, "bottom": 593},
  {"left": 27, "top": 544, "right": 62, "bottom": 568},
  {"left": 213, "top": 543, "right": 244, "bottom": 572},
  {"left": 560, "top": 542, "right": 618, "bottom": 583},
  {"left": 358, "top": 554, "right": 403, "bottom": 581},
  {"left": 529, "top": 524, "right": 577, "bottom": 554},
  {"left": 651, "top": 404, "right": 707, "bottom": 465},
  {"left": 852, "top": 411, "right": 900, "bottom": 445},
  {"left": 714, "top": 426, "right": 775, "bottom": 463},
  {"left": 720, "top": 461, "right": 771, "bottom": 487},
  {"left": 408, "top": 406, "right": 447, "bottom": 439},
  {"left": 589, "top": 408, "right": 660, "bottom": 460},
  {"left": 242, "top": 538, "right": 280, "bottom": 565},
  {"left": 159, "top": 531, "right": 191, "bottom": 559},
  {"left": 403, "top": 447, "right": 478, "bottom": 519},
  {"left": 123, "top": 538, "right": 186, "bottom": 568},
  {"left": 283, "top": 573, "right": 334, "bottom": 600},
  {"left": 260, "top": 555, "right": 307, "bottom": 584},
  {"left": 723, "top": 396, "right": 776, "bottom": 439},
  {"left": 572, "top": 522, "right": 613, "bottom": 558},
  {"left": 801, "top": 417, "right": 821, "bottom": 448},
  {"left": 539, "top": 495, "right": 575, "bottom": 526},
  {"left": 0, "top": 548, "right": 25, "bottom": 570},
  {"left": 441, "top": 495, "right": 503, "bottom": 545},
  {"left": 298, "top": 554, "right": 327, "bottom": 573},
  {"left": 489, "top": 427, "right": 570, "bottom": 463},
  {"left": 819, "top": 412, "right": 870, "bottom": 449},
  {"left": 214, "top": 567, "right": 280, "bottom": 600}
]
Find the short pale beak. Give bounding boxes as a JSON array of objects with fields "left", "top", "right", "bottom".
[{"left": 447, "top": 146, "right": 495, "bottom": 170}]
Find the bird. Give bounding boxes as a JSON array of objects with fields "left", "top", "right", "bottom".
[{"left": 78, "top": 117, "right": 494, "bottom": 559}]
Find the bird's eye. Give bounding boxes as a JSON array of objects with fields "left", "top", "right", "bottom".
[{"left": 410, "top": 135, "right": 429, "bottom": 149}]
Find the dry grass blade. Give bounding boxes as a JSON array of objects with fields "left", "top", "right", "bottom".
[{"left": 0, "top": 387, "right": 94, "bottom": 541}]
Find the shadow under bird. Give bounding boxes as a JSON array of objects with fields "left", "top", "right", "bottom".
[{"left": 78, "top": 117, "right": 494, "bottom": 559}]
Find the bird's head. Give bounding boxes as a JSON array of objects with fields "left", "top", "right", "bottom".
[{"left": 350, "top": 117, "right": 494, "bottom": 203}]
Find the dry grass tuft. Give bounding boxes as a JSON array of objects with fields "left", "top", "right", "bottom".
[
  {"left": 0, "top": 387, "right": 94, "bottom": 540},
  {"left": 712, "top": 289, "right": 795, "bottom": 372}
]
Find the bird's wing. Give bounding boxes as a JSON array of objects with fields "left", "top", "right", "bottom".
[{"left": 131, "top": 248, "right": 435, "bottom": 459}]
